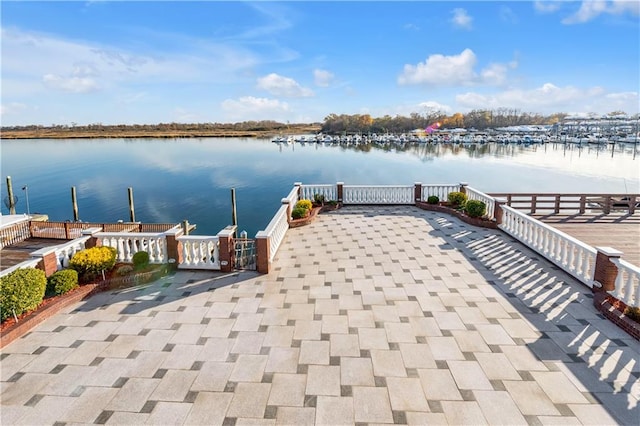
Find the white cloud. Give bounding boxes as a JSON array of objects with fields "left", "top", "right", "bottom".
[
  {"left": 417, "top": 101, "right": 452, "bottom": 113},
  {"left": 220, "top": 96, "right": 290, "bottom": 121},
  {"left": 42, "top": 64, "right": 101, "bottom": 93},
  {"left": 499, "top": 6, "right": 518, "bottom": 24},
  {"left": 455, "top": 83, "right": 639, "bottom": 115},
  {"left": 562, "top": 0, "right": 639, "bottom": 24},
  {"left": 256, "top": 73, "right": 314, "bottom": 97},
  {"left": 451, "top": 8, "right": 473, "bottom": 30},
  {"left": 313, "top": 69, "right": 335, "bottom": 87},
  {"left": 534, "top": 1, "right": 562, "bottom": 13},
  {"left": 398, "top": 49, "right": 516, "bottom": 87},
  {"left": 1, "top": 102, "right": 28, "bottom": 116}
]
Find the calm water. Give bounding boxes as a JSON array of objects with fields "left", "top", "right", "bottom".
[{"left": 1, "top": 138, "right": 639, "bottom": 236}]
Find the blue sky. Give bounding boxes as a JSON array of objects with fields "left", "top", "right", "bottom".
[{"left": 1, "top": 1, "right": 639, "bottom": 126}]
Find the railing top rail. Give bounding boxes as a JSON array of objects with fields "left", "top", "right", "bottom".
[
  {"left": 421, "top": 183, "right": 459, "bottom": 186},
  {"left": 177, "top": 235, "right": 219, "bottom": 241},
  {"left": 489, "top": 192, "right": 640, "bottom": 197},
  {"left": 466, "top": 186, "right": 495, "bottom": 198},
  {"left": 502, "top": 205, "right": 597, "bottom": 252},
  {"left": 611, "top": 257, "right": 640, "bottom": 273},
  {"left": 0, "top": 258, "right": 42, "bottom": 277},
  {"left": 259, "top": 205, "right": 289, "bottom": 237},
  {"left": 343, "top": 184, "right": 414, "bottom": 188},
  {"left": 302, "top": 184, "right": 335, "bottom": 188},
  {"left": 96, "top": 231, "right": 165, "bottom": 238}
]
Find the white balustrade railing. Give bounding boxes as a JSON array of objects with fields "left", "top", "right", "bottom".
[
  {"left": 53, "top": 236, "right": 91, "bottom": 270},
  {"left": 0, "top": 258, "right": 42, "bottom": 278},
  {"left": 97, "top": 232, "right": 167, "bottom": 264},
  {"left": 421, "top": 184, "right": 460, "bottom": 201},
  {"left": 610, "top": 258, "right": 640, "bottom": 308},
  {"left": 301, "top": 184, "right": 337, "bottom": 202},
  {"left": 466, "top": 186, "right": 496, "bottom": 220},
  {"left": 256, "top": 204, "right": 290, "bottom": 261},
  {"left": 177, "top": 236, "right": 220, "bottom": 270},
  {"left": 499, "top": 206, "right": 596, "bottom": 286},
  {"left": 343, "top": 185, "right": 414, "bottom": 204}
]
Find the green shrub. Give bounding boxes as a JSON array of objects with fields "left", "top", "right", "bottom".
[
  {"left": 47, "top": 269, "right": 79, "bottom": 296},
  {"left": 313, "top": 193, "right": 326, "bottom": 205},
  {"left": 448, "top": 191, "right": 468, "bottom": 207},
  {"left": 70, "top": 246, "right": 117, "bottom": 282},
  {"left": 0, "top": 268, "right": 47, "bottom": 322},
  {"left": 132, "top": 251, "right": 150, "bottom": 270},
  {"left": 292, "top": 206, "right": 309, "bottom": 220},
  {"left": 465, "top": 200, "right": 487, "bottom": 218},
  {"left": 116, "top": 265, "right": 134, "bottom": 276},
  {"left": 624, "top": 306, "right": 640, "bottom": 322},
  {"left": 295, "top": 199, "right": 313, "bottom": 211},
  {"left": 427, "top": 195, "right": 439, "bottom": 205},
  {"left": 328, "top": 200, "right": 338, "bottom": 206}
]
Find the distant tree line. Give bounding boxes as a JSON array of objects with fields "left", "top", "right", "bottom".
[{"left": 320, "top": 109, "right": 576, "bottom": 134}]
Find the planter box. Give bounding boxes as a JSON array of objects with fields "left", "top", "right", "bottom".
[
  {"left": 416, "top": 201, "right": 498, "bottom": 229},
  {"left": 288, "top": 203, "right": 342, "bottom": 228},
  {"left": 593, "top": 292, "right": 640, "bottom": 341}
]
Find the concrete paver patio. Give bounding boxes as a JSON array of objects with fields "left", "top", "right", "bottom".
[{"left": 1, "top": 206, "right": 638, "bottom": 425}]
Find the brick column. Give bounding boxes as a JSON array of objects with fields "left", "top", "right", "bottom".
[
  {"left": 337, "top": 182, "right": 344, "bottom": 203},
  {"left": 81, "top": 227, "right": 103, "bottom": 249},
  {"left": 459, "top": 182, "right": 468, "bottom": 195},
  {"left": 217, "top": 225, "right": 237, "bottom": 273},
  {"left": 164, "top": 227, "right": 185, "bottom": 269},
  {"left": 593, "top": 246, "right": 623, "bottom": 292},
  {"left": 31, "top": 248, "right": 59, "bottom": 277},
  {"left": 414, "top": 182, "right": 422, "bottom": 204},
  {"left": 255, "top": 232, "right": 271, "bottom": 274},
  {"left": 494, "top": 197, "right": 507, "bottom": 225}
]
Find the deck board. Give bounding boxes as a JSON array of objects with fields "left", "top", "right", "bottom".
[
  {"left": 533, "top": 213, "right": 640, "bottom": 266},
  {"left": 0, "top": 238, "right": 66, "bottom": 272}
]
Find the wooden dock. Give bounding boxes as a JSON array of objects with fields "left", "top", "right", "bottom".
[{"left": 533, "top": 213, "right": 640, "bottom": 266}]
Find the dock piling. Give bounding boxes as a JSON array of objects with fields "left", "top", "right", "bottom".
[
  {"left": 128, "top": 187, "right": 136, "bottom": 222},
  {"left": 6, "top": 176, "right": 16, "bottom": 214},
  {"left": 71, "top": 186, "right": 79, "bottom": 221}
]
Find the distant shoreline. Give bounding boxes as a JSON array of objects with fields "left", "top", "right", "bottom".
[{"left": 0, "top": 125, "right": 322, "bottom": 140}]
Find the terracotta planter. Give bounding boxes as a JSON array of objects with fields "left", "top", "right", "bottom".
[
  {"left": 289, "top": 203, "right": 342, "bottom": 228},
  {"left": 416, "top": 201, "right": 497, "bottom": 229}
]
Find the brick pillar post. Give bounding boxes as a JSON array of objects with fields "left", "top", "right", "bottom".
[
  {"left": 459, "top": 182, "right": 468, "bottom": 195},
  {"left": 31, "top": 248, "right": 59, "bottom": 277},
  {"left": 217, "top": 225, "right": 237, "bottom": 273},
  {"left": 414, "top": 182, "right": 422, "bottom": 204},
  {"left": 593, "top": 246, "right": 623, "bottom": 292},
  {"left": 255, "top": 232, "right": 271, "bottom": 274},
  {"left": 282, "top": 198, "right": 292, "bottom": 223},
  {"left": 81, "top": 227, "right": 103, "bottom": 249},
  {"left": 494, "top": 197, "right": 507, "bottom": 225},
  {"left": 337, "top": 182, "right": 344, "bottom": 203},
  {"left": 164, "top": 227, "right": 184, "bottom": 270}
]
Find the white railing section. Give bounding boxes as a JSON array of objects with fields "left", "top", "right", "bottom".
[
  {"left": 301, "top": 184, "right": 337, "bottom": 202},
  {"left": 97, "top": 232, "right": 167, "bottom": 264},
  {"left": 610, "top": 258, "right": 640, "bottom": 308},
  {"left": 53, "top": 236, "right": 91, "bottom": 270},
  {"left": 177, "top": 236, "right": 220, "bottom": 270},
  {"left": 256, "top": 204, "right": 290, "bottom": 262},
  {"left": 466, "top": 186, "right": 496, "bottom": 220},
  {"left": 499, "top": 206, "right": 596, "bottom": 286},
  {"left": 421, "top": 184, "right": 460, "bottom": 201},
  {"left": 343, "top": 185, "right": 414, "bottom": 204},
  {"left": 0, "top": 258, "right": 42, "bottom": 278},
  {"left": 285, "top": 186, "right": 300, "bottom": 206}
]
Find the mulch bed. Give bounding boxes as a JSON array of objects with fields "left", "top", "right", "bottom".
[
  {"left": 593, "top": 292, "right": 640, "bottom": 341},
  {"left": 415, "top": 201, "right": 498, "bottom": 229}
]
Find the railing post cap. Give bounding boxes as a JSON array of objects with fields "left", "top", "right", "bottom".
[
  {"left": 255, "top": 231, "right": 269, "bottom": 239},
  {"left": 459, "top": 182, "right": 469, "bottom": 186},
  {"left": 217, "top": 225, "right": 237, "bottom": 238},
  {"left": 414, "top": 182, "right": 422, "bottom": 186},
  {"left": 81, "top": 227, "right": 103, "bottom": 235},
  {"left": 281, "top": 198, "right": 290, "bottom": 204},
  {"left": 595, "top": 246, "right": 624, "bottom": 257},
  {"left": 494, "top": 197, "right": 507, "bottom": 203},
  {"left": 294, "top": 182, "right": 302, "bottom": 186},
  {"left": 336, "top": 182, "right": 344, "bottom": 185}
]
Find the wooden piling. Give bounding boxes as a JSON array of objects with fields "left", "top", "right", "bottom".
[
  {"left": 231, "top": 188, "right": 238, "bottom": 230},
  {"left": 128, "top": 187, "right": 136, "bottom": 222},
  {"left": 71, "top": 186, "right": 79, "bottom": 221},
  {"left": 6, "top": 176, "right": 16, "bottom": 214}
]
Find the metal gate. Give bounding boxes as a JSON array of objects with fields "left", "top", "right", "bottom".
[{"left": 234, "top": 238, "right": 257, "bottom": 270}]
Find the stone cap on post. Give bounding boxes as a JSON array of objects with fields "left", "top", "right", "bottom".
[
  {"left": 595, "top": 247, "right": 623, "bottom": 258},
  {"left": 81, "top": 227, "right": 103, "bottom": 236},
  {"left": 217, "top": 225, "right": 238, "bottom": 239},
  {"left": 593, "top": 246, "right": 624, "bottom": 292}
]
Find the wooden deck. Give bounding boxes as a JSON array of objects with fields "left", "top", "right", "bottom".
[
  {"left": 533, "top": 213, "right": 640, "bottom": 266},
  {"left": 0, "top": 239, "right": 65, "bottom": 272}
]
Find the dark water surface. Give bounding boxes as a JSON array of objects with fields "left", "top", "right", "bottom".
[{"left": 2, "top": 138, "right": 638, "bottom": 236}]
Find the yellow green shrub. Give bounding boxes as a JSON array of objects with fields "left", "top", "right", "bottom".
[
  {"left": 70, "top": 246, "right": 117, "bottom": 282},
  {"left": 295, "top": 199, "right": 313, "bottom": 211},
  {"left": 0, "top": 268, "right": 47, "bottom": 322}
]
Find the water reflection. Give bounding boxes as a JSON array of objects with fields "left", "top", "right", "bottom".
[{"left": 1, "top": 138, "right": 638, "bottom": 236}]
